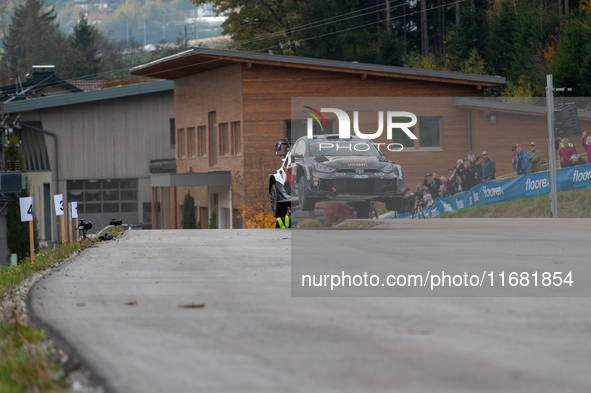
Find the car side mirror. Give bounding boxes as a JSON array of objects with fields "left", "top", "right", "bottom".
[{"left": 279, "top": 154, "right": 286, "bottom": 159}]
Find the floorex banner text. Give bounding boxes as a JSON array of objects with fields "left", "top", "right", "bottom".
[{"left": 402, "top": 164, "right": 591, "bottom": 218}]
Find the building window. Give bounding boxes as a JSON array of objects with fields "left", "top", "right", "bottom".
[
  {"left": 231, "top": 121, "right": 241, "bottom": 156},
  {"left": 67, "top": 178, "right": 138, "bottom": 214},
  {"left": 178, "top": 128, "right": 185, "bottom": 158},
  {"left": 197, "top": 126, "right": 207, "bottom": 158},
  {"left": 187, "top": 127, "right": 196, "bottom": 158},
  {"left": 391, "top": 117, "right": 441, "bottom": 150},
  {"left": 219, "top": 122, "right": 228, "bottom": 157},
  {"left": 170, "top": 118, "right": 175, "bottom": 149},
  {"left": 418, "top": 118, "right": 440, "bottom": 148},
  {"left": 208, "top": 111, "right": 217, "bottom": 167}
]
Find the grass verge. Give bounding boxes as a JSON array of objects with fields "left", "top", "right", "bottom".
[
  {"left": 0, "top": 226, "right": 123, "bottom": 392},
  {"left": 333, "top": 220, "right": 383, "bottom": 228},
  {"left": 440, "top": 188, "right": 591, "bottom": 218}
]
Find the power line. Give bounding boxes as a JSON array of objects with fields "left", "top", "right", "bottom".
[{"left": 3, "top": 0, "right": 458, "bottom": 105}]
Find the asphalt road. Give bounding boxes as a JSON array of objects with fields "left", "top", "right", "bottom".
[{"left": 30, "top": 219, "right": 591, "bottom": 393}]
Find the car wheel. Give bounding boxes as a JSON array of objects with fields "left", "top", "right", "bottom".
[
  {"left": 352, "top": 202, "right": 372, "bottom": 219},
  {"left": 270, "top": 184, "right": 289, "bottom": 218},
  {"left": 298, "top": 177, "right": 315, "bottom": 211}
]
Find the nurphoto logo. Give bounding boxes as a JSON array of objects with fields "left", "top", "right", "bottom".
[{"left": 303, "top": 106, "right": 418, "bottom": 152}]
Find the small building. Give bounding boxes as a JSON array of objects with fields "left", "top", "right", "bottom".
[{"left": 3, "top": 77, "right": 175, "bottom": 243}]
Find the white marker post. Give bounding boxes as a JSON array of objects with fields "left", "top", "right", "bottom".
[
  {"left": 71, "top": 202, "right": 78, "bottom": 242},
  {"left": 19, "top": 196, "right": 35, "bottom": 262},
  {"left": 54, "top": 194, "right": 66, "bottom": 245}
]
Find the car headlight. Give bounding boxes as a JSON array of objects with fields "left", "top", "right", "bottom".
[
  {"left": 380, "top": 163, "right": 395, "bottom": 173},
  {"left": 314, "top": 163, "right": 337, "bottom": 173}
]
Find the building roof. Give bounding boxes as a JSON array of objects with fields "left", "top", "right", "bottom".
[
  {"left": 130, "top": 47, "right": 506, "bottom": 86},
  {"left": 66, "top": 79, "right": 106, "bottom": 92},
  {"left": 1, "top": 70, "right": 82, "bottom": 102},
  {"left": 452, "top": 97, "right": 591, "bottom": 120},
  {"left": 3, "top": 80, "right": 173, "bottom": 114}
]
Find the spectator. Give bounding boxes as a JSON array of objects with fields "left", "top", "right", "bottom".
[
  {"left": 399, "top": 188, "right": 414, "bottom": 214},
  {"left": 439, "top": 184, "right": 450, "bottom": 198},
  {"left": 463, "top": 158, "right": 479, "bottom": 189},
  {"left": 558, "top": 138, "right": 576, "bottom": 169},
  {"left": 423, "top": 173, "right": 441, "bottom": 199},
  {"left": 481, "top": 151, "right": 496, "bottom": 181},
  {"left": 582, "top": 131, "right": 591, "bottom": 159},
  {"left": 527, "top": 142, "right": 541, "bottom": 173},
  {"left": 450, "top": 172, "right": 464, "bottom": 194},
  {"left": 569, "top": 154, "right": 587, "bottom": 167},
  {"left": 422, "top": 184, "right": 430, "bottom": 203},
  {"left": 556, "top": 136, "right": 578, "bottom": 154},
  {"left": 514, "top": 144, "right": 529, "bottom": 175},
  {"left": 425, "top": 194, "right": 435, "bottom": 209},
  {"left": 440, "top": 176, "right": 451, "bottom": 191}
]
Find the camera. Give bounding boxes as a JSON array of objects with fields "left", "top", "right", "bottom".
[
  {"left": 110, "top": 218, "right": 123, "bottom": 226},
  {"left": 78, "top": 220, "right": 92, "bottom": 239},
  {"left": 78, "top": 220, "right": 92, "bottom": 231}
]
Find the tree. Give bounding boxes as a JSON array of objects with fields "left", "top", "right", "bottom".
[
  {"left": 2, "top": 0, "right": 58, "bottom": 82},
  {"left": 181, "top": 191, "right": 197, "bottom": 229},
  {"left": 191, "top": 0, "right": 306, "bottom": 54}
]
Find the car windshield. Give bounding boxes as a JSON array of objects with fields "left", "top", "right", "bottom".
[{"left": 308, "top": 139, "right": 381, "bottom": 157}]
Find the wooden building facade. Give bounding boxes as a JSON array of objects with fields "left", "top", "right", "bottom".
[{"left": 131, "top": 48, "right": 529, "bottom": 228}]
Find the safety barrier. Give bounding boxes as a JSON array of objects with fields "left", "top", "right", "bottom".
[{"left": 394, "top": 163, "right": 591, "bottom": 218}]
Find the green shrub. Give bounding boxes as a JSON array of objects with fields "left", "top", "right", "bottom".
[{"left": 181, "top": 192, "right": 197, "bottom": 229}]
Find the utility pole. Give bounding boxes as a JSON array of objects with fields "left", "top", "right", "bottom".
[
  {"left": 385, "top": 0, "right": 391, "bottom": 32},
  {"left": 162, "top": 12, "right": 165, "bottom": 41},
  {"left": 420, "top": 0, "right": 429, "bottom": 56},
  {"left": 144, "top": 16, "right": 146, "bottom": 47},
  {"left": 545, "top": 75, "right": 558, "bottom": 218}
]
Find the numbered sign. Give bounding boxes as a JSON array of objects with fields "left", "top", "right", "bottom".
[
  {"left": 71, "top": 201, "right": 78, "bottom": 218},
  {"left": 19, "top": 197, "right": 34, "bottom": 222},
  {"left": 54, "top": 194, "right": 64, "bottom": 216}
]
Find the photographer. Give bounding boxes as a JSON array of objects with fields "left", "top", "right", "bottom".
[
  {"left": 423, "top": 173, "right": 441, "bottom": 199},
  {"left": 398, "top": 188, "right": 414, "bottom": 214}
]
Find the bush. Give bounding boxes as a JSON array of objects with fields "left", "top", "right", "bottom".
[
  {"left": 208, "top": 209, "right": 218, "bottom": 229},
  {"left": 181, "top": 192, "right": 197, "bottom": 229},
  {"left": 323, "top": 203, "right": 356, "bottom": 227},
  {"left": 298, "top": 219, "right": 323, "bottom": 229}
]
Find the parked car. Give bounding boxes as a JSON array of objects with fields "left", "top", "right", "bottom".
[{"left": 269, "top": 135, "right": 406, "bottom": 218}]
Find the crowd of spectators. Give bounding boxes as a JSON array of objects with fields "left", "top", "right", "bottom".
[
  {"left": 397, "top": 134, "right": 590, "bottom": 215},
  {"left": 398, "top": 151, "right": 496, "bottom": 214}
]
